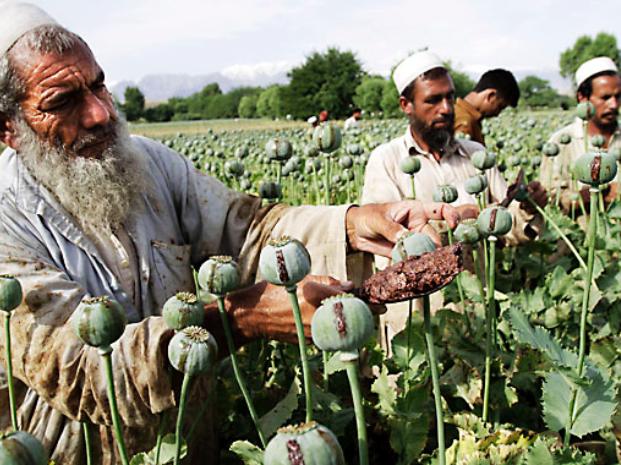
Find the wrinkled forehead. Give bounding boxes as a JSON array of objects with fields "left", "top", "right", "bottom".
[
  {"left": 413, "top": 72, "right": 455, "bottom": 98},
  {"left": 591, "top": 73, "right": 621, "bottom": 94},
  {"left": 10, "top": 38, "right": 98, "bottom": 82}
]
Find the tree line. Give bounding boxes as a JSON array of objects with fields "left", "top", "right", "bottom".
[{"left": 121, "top": 32, "right": 620, "bottom": 123}]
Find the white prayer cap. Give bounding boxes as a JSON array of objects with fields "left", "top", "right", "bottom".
[
  {"left": 307, "top": 116, "right": 318, "bottom": 124},
  {"left": 393, "top": 50, "right": 445, "bottom": 95},
  {"left": 0, "top": 2, "right": 57, "bottom": 58},
  {"left": 575, "top": 56, "right": 618, "bottom": 89}
]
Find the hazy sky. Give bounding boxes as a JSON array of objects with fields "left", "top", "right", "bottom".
[{"left": 31, "top": 0, "right": 621, "bottom": 87}]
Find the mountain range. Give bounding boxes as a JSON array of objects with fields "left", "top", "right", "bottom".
[{"left": 110, "top": 68, "right": 571, "bottom": 104}]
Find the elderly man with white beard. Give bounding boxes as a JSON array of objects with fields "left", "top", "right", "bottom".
[{"left": 0, "top": 3, "right": 461, "bottom": 464}]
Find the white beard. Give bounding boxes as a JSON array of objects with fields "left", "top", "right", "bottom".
[{"left": 15, "top": 117, "right": 147, "bottom": 235}]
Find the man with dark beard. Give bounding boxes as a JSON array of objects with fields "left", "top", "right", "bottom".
[
  {"left": 361, "top": 50, "right": 546, "bottom": 351},
  {"left": 540, "top": 56, "right": 620, "bottom": 211},
  {"left": 0, "top": 3, "right": 461, "bottom": 464}
]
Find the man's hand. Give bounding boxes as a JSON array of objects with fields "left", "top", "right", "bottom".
[
  {"left": 345, "top": 200, "right": 459, "bottom": 257},
  {"left": 206, "top": 275, "right": 377, "bottom": 347},
  {"left": 455, "top": 204, "right": 479, "bottom": 220},
  {"left": 519, "top": 181, "right": 547, "bottom": 215}
]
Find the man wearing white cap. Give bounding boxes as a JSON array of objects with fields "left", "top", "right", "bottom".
[
  {"left": 0, "top": 3, "right": 460, "bottom": 464},
  {"left": 361, "top": 50, "right": 547, "bottom": 350},
  {"left": 541, "top": 56, "right": 621, "bottom": 210}
]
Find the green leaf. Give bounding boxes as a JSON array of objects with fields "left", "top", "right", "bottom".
[
  {"left": 229, "top": 440, "right": 264, "bottom": 465},
  {"left": 521, "top": 438, "right": 555, "bottom": 465},
  {"left": 508, "top": 307, "right": 577, "bottom": 369},
  {"left": 259, "top": 375, "right": 301, "bottom": 438},
  {"left": 324, "top": 351, "right": 347, "bottom": 374},
  {"left": 391, "top": 323, "right": 426, "bottom": 372},
  {"left": 129, "top": 434, "right": 187, "bottom": 465},
  {"left": 388, "top": 413, "right": 429, "bottom": 464},
  {"left": 372, "top": 365, "right": 397, "bottom": 415},
  {"left": 542, "top": 367, "right": 616, "bottom": 437},
  {"left": 547, "top": 266, "right": 573, "bottom": 299}
]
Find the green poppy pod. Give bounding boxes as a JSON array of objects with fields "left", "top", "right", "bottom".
[
  {"left": 477, "top": 206, "right": 513, "bottom": 237},
  {"left": 576, "top": 101, "right": 595, "bottom": 121},
  {"left": 346, "top": 143, "right": 363, "bottom": 156},
  {"left": 432, "top": 185, "right": 458, "bottom": 203},
  {"left": 464, "top": 174, "right": 489, "bottom": 195},
  {"left": 224, "top": 160, "right": 244, "bottom": 178},
  {"left": 559, "top": 133, "right": 572, "bottom": 145},
  {"left": 391, "top": 232, "right": 436, "bottom": 263},
  {"left": 313, "top": 124, "right": 342, "bottom": 154},
  {"left": 531, "top": 155, "right": 542, "bottom": 168},
  {"left": 509, "top": 156, "right": 521, "bottom": 167},
  {"left": 496, "top": 139, "right": 505, "bottom": 149},
  {"left": 303, "top": 144, "right": 319, "bottom": 158},
  {"left": 471, "top": 150, "right": 496, "bottom": 171},
  {"left": 162, "top": 292, "right": 205, "bottom": 331},
  {"left": 399, "top": 156, "right": 421, "bottom": 175},
  {"left": 264, "top": 422, "right": 345, "bottom": 465},
  {"left": 311, "top": 294, "right": 374, "bottom": 354},
  {"left": 266, "top": 138, "right": 293, "bottom": 161},
  {"left": 542, "top": 142, "right": 560, "bottom": 157},
  {"left": 198, "top": 256, "right": 240, "bottom": 296},
  {"left": 235, "top": 146, "right": 249, "bottom": 159},
  {"left": 259, "top": 237, "right": 311, "bottom": 288},
  {"left": 167, "top": 326, "right": 218, "bottom": 376},
  {"left": 72, "top": 296, "right": 127, "bottom": 352},
  {"left": 339, "top": 156, "right": 353, "bottom": 169},
  {"left": 259, "top": 180, "right": 282, "bottom": 199},
  {"left": 454, "top": 220, "right": 481, "bottom": 244},
  {"left": 573, "top": 151, "right": 618, "bottom": 186},
  {"left": 0, "top": 275, "right": 22, "bottom": 312},
  {"left": 591, "top": 134, "right": 606, "bottom": 148},
  {"left": 0, "top": 431, "right": 48, "bottom": 465}
]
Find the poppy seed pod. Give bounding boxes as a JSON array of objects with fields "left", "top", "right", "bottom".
[
  {"left": 559, "top": 133, "right": 572, "bottom": 145},
  {"left": 399, "top": 156, "right": 421, "bottom": 175},
  {"left": 573, "top": 151, "right": 618, "bottom": 186},
  {"left": 432, "top": 185, "right": 458, "bottom": 203},
  {"left": 235, "top": 146, "right": 249, "bottom": 159},
  {"left": 303, "top": 144, "right": 319, "bottom": 158},
  {"left": 0, "top": 431, "right": 48, "bottom": 465},
  {"left": 265, "top": 138, "right": 293, "bottom": 161},
  {"left": 313, "top": 124, "right": 342, "bottom": 154},
  {"left": 471, "top": 150, "right": 496, "bottom": 171},
  {"left": 162, "top": 292, "right": 205, "bottom": 331},
  {"left": 464, "top": 174, "right": 489, "bottom": 195},
  {"left": 576, "top": 101, "right": 595, "bottom": 121},
  {"left": 0, "top": 275, "right": 22, "bottom": 312},
  {"left": 590, "top": 134, "right": 606, "bottom": 148},
  {"left": 477, "top": 206, "right": 513, "bottom": 237},
  {"left": 264, "top": 422, "right": 345, "bottom": 465},
  {"left": 454, "top": 220, "right": 481, "bottom": 244},
  {"left": 72, "top": 296, "right": 127, "bottom": 352},
  {"left": 167, "top": 326, "right": 218, "bottom": 376},
  {"left": 542, "top": 142, "right": 560, "bottom": 157},
  {"left": 198, "top": 256, "right": 240, "bottom": 296},
  {"left": 311, "top": 294, "right": 374, "bottom": 355},
  {"left": 259, "top": 237, "right": 311, "bottom": 288},
  {"left": 391, "top": 232, "right": 436, "bottom": 264},
  {"left": 259, "top": 180, "right": 282, "bottom": 200}
]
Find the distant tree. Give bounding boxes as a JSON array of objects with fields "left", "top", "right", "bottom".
[
  {"left": 518, "top": 75, "right": 563, "bottom": 108},
  {"left": 256, "top": 85, "right": 284, "bottom": 118},
  {"left": 282, "top": 47, "right": 364, "bottom": 119},
  {"left": 380, "top": 80, "right": 400, "bottom": 118},
  {"left": 354, "top": 76, "right": 386, "bottom": 113},
  {"left": 144, "top": 103, "right": 174, "bottom": 122},
  {"left": 559, "top": 32, "right": 621, "bottom": 83},
  {"left": 122, "top": 86, "right": 145, "bottom": 121},
  {"left": 444, "top": 61, "right": 475, "bottom": 98},
  {"left": 238, "top": 94, "right": 258, "bottom": 118}
]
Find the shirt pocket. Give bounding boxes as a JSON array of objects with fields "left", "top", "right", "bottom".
[{"left": 150, "top": 240, "right": 194, "bottom": 308}]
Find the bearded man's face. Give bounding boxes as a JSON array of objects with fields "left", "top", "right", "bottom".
[
  {"left": 401, "top": 72, "right": 456, "bottom": 152},
  {"left": 6, "top": 41, "right": 145, "bottom": 233}
]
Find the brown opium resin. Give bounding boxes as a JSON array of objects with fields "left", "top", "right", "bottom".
[{"left": 357, "top": 243, "right": 463, "bottom": 304}]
